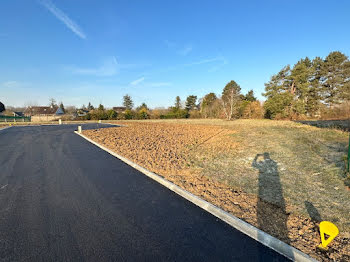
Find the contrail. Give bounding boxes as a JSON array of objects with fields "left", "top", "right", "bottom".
[{"left": 38, "top": 0, "right": 86, "bottom": 39}]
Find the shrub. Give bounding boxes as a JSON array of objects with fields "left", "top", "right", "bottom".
[
  {"left": 242, "top": 101, "right": 264, "bottom": 119},
  {"left": 189, "top": 110, "right": 201, "bottom": 118},
  {"left": 107, "top": 109, "right": 118, "bottom": 120},
  {"left": 123, "top": 109, "right": 135, "bottom": 120},
  {"left": 137, "top": 108, "right": 150, "bottom": 119},
  {"left": 264, "top": 92, "right": 293, "bottom": 119},
  {"left": 161, "top": 109, "right": 189, "bottom": 119}
]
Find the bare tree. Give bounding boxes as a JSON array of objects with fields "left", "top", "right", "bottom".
[{"left": 49, "top": 98, "right": 57, "bottom": 107}]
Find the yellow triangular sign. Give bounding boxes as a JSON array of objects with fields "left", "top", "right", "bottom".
[{"left": 319, "top": 221, "right": 339, "bottom": 250}]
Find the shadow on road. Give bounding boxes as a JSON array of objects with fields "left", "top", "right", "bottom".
[{"left": 252, "top": 153, "right": 293, "bottom": 261}]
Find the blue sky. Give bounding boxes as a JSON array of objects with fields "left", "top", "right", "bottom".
[{"left": 1, "top": 0, "right": 350, "bottom": 108}]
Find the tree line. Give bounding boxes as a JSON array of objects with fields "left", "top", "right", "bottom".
[
  {"left": 264, "top": 51, "right": 350, "bottom": 119},
  {"left": 78, "top": 86, "right": 264, "bottom": 120}
]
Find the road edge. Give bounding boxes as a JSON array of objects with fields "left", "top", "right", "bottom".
[
  {"left": 0, "top": 126, "right": 12, "bottom": 131},
  {"left": 74, "top": 130, "right": 318, "bottom": 262}
]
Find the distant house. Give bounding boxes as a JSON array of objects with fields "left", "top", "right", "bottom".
[
  {"left": 24, "top": 106, "right": 59, "bottom": 116},
  {"left": 55, "top": 107, "right": 65, "bottom": 115},
  {"left": 76, "top": 109, "right": 89, "bottom": 117},
  {"left": 24, "top": 106, "right": 63, "bottom": 122},
  {"left": 113, "top": 107, "right": 127, "bottom": 113},
  {"left": 13, "top": 111, "right": 24, "bottom": 117}
]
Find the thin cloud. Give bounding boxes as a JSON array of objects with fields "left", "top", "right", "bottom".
[
  {"left": 178, "top": 45, "right": 193, "bottom": 56},
  {"left": 185, "top": 56, "right": 227, "bottom": 66},
  {"left": 2, "top": 81, "right": 19, "bottom": 88},
  {"left": 38, "top": 0, "right": 86, "bottom": 39},
  {"left": 149, "top": 82, "right": 172, "bottom": 87},
  {"left": 164, "top": 40, "right": 176, "bottom": 48},
  {"left": 164, "top": 41, "right": 193, "bottom": 56},
  {"left": 69, "top": 57, "right": 119, "bottom": 76},
  {"left": 2, "top": 81, "right": 31, "bottom": 88},
  {"left": 143, "top": 55, "right": 228, "bottom": 76},
  {"left": 130, "top": 77, "right": 145, "bottom": 86}
]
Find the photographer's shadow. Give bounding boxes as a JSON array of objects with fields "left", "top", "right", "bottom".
[{"left": 252, "top": 153, "right": 291, "bottom": 246}]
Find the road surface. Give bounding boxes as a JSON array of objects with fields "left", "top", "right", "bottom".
[{"left": 0, "top": 124, "right": 289, "bottom": 261}]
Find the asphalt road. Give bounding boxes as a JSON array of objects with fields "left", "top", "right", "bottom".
[{"left": 0, "top": 124, "right": 289, "bottom": 261}]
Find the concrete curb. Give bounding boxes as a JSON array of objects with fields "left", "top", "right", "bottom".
[
  {"left": 74, "top": 130, "right": 318, "bottom": 262},
  {"left": 0, "top": 126, "right": 12, "bottom": 131}
]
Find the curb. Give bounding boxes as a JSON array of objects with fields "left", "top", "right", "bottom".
[
  {"left": 0, "top": 126, "right": 12, "bottom": 131},
  {"left": 74, "top": 130, "right": 318, "bottom": 262}
]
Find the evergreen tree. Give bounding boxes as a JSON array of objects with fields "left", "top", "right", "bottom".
[
  {"left": 174, "top": 96, "right": 181, "bottom": 110},
  {"left": 245, "top": 90, "right": 257, "bottom": 102},
  {"left": 87, "top": 102, "right": 94, "bottom": 111},
  {"left": 263, "top": 66, "right": 291, "bottom": 99},
  {"left": 59, "top": 102, "right": 65, "bottom": 113},
  {"left": 320, "top": 51, "right": 350, "bottom": 105},
  {"left": 264, "top": 92, "right": 294, "bottom": 119},
  {"left": 136, "top": 103, "right": 148, "bottom": 111},
  {"left": 0, "top": 102, "right": 5, "bottom": 113},
  {"left": 98, "top": 104, "right": 105, "bottom": 111},
  {"left": 288, "top": 57, "right": 314, "bottom": 115},
  {"left": 123, "top": 94, "right": 134, "bottom": 110},
  {"left": 263, "top": 65, "right": 294, "bottom": 119},
  {"left": 185, "top": 95, "right": 197, "bottom": 111},
  {"left": 263, "top": 51, "right": 349, "bottom": 119},
  {"left": 306, "top": 57, "right": 323, "bottom": 116},
  {"left": 201, "top": 93, "right": 218, "bottom": 118},
  {"left": 222, "top": 80, "right": 241, "bottom": 120}
]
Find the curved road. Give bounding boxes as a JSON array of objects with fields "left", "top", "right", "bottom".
[{"left": 0, "top": 124, "right": 289, "bottom": 261}]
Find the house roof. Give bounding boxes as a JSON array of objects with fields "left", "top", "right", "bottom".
[
  {"left": 24, "top": 106, "right": 58, "bottom": 115},
  {"left": 55, "top": 107, "right": 65, "bottom": 115},
  {"left": 13, "top": 111, "right": 24, "bottom": 117},
  {"left": 113, "top": 107, "right": 127, "bottom": 111}
]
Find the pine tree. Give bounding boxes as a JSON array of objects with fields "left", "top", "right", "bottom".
[
  {"left": 59, "top": 102, "right": 65, "bottom": 113},
  {"left": 245, "top": 90, "right": 257, "bottom": 102},
  {"left": 263, "top": 66, "right": 293, "bottom": 119},
  {"left": 222, "top": 80, "right": 241, "bottom": 120},
  {"left": 87, "top": 102, "right": 94, "bottom": 111},
  {"left": 0, "top": 102, "right": 5, "bottom": 113},
  {"left": 136, "top": 103, "right": 148, "bottom": 111},
  {"left": 201, "top": 93, "right": 217, "bottom": 118},
  {"left": 306, "top": 57, "right": 323, "bottom": 116},
  {"left": 320, "top": 51, "right": 350, "bottom": 106},
  {"left": 123, "top": 94, "right": 134, "bottom": 110},
  {"left": 185, "top": 95, "right": 197, "bottom": 111},
  {"left": 174, "top": 96, "right": 181, "bottom": 110},
  {"left": 288, "top": 57, "right": 314, "bottom": 115},
  {"left": 263, "top": 65, "right": 291, "bottom": 99}
]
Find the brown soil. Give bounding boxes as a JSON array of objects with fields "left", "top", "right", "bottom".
[{"left": 83, "top": 122, "right": 350, "bottom": 261}]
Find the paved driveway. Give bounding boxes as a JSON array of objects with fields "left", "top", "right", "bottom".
[{"left": 0, "top": 124, "right": 289, "bottom": 261}]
